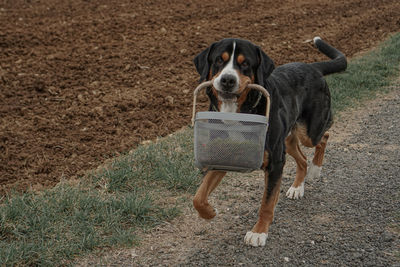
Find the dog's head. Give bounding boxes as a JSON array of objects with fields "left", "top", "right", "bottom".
[{"left": 194, "top": 38, "right": 274, "bottom": 112}]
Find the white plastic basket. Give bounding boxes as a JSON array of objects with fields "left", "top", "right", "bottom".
[{"left": 191, "top": 81, "right": 271, "bottom": 172}]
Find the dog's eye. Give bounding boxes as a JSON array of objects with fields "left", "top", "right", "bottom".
[
  {"left": 241, "top": 61, "right": 249, "bottom": 69},
  {"left": 215, "top": 56, "right": 224, "bottom": 66}
]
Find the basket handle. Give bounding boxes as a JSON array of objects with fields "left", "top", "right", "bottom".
[
  {"left": 246, "top": 84, "right": 271, "bottom": 120},
  {"left": 191, "top": 81, "right": 271, "bottom": 126},
  {"left": 191, "top": 80, "right": 213, "bottom": 126}
]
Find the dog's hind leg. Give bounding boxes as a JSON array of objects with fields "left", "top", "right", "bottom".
[
  {"left": 307, "top": 132, "right": 329, "bottom": 179},
  {"left": 193, "top": 170, "right": 226, "bottom": 219},
  {"left": 285, "top": 132, "right": 308, "bottom": 199}
]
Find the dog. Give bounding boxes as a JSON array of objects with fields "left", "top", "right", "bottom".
[{"left": 192, "top": 37, "right": 347, "bottom": 247}]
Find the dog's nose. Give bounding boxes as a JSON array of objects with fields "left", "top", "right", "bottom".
[{"left": 220, "top": 74, "right": 237, "bottom": 91}]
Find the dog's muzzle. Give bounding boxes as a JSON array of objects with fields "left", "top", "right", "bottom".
[
  {"left": 214, "top": 73, "right": 240, "bottom": 100},
  {"left": 219, "top": 74, "right": 237, "bottom": 92}
]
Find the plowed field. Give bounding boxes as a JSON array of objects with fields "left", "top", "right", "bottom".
[{"left": 0, "top": 0, "right": 399, "bottom": 193}]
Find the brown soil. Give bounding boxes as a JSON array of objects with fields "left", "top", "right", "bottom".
[{"left": 0, "top": 0, "right": 399, "bottom": 193}]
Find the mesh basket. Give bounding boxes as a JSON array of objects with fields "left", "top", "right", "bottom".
[
  {"left": 194, "top": 112, "right": 268, "bottom": 172},
  {"left": 191, "top": 81, "right": 271, "bottom": 172}
]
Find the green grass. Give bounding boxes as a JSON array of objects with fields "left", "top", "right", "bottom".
[
  {"left": 0, "top": 184, "right": 179, "bottom": 266},
  {"left": 0, "top": 130, "right": 196, "bottom": 266},
  {"left": 92, "top": 129, "right": 200, "bottom": 193},
  {"left": 327, "top": 33, "right": 400, "bottom": 112},
  {"left": 1, "top": 33, "right": 399, "bottom": 266}
]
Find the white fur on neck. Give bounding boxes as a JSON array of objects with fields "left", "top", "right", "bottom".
[{"left": 220, "top": 100, "right": 238, "bottom": 113}]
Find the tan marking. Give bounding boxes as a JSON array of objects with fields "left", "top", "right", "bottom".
[
  {"left": 209, "top": 70, "right": 221, "bottom": 107},
  {"left": 235, "top": 72, "right": 252, "bottom": 111},
  {"left": 294, "top": 124, "right": 330, "bottom": 166},
  {"left": 193, "top": 171, "right": 226, "bottom": 219},
  {"left": 237, "top": 54, "right": 245, "bottom": 64},
  {"left": 236, "top": 74, "right": 255, "bottom": 111},
  {"left": 285, "top": 131, "right": 307, "bottom": 188},
  {"left": 261, "top": 151, "right": 269, "bottom": 170},
  {"left": 286, "top": 125, "right": 330, "bottom": 190},
  {"left": 251, "top": 171, "right": 282, "bottom": 233},
  {"left": 211, "top": 87, "right": 218, "bottom": 98},
  {"left": 238, "top": 73, "right": 251, "bottom": 93},
  {"left": 236, "top": 87, "right": 251, "bottom": 111},
  {"left": 312, "top": 132, "right": 329, "bottom": 167},
  {"left": 222, "top": 52, "right": 229, "bottom": 62},
  {"left": 208, "top": 69, "right": 212, "bottom": 80},
  {"left": 296, "top": 124, "right": 314, "bottom": 148}
]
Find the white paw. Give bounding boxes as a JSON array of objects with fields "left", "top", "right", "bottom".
[
  {"left": 307, "top": 163, "right": 322, "bottom": 179},
  {"left": 286, "top": 182, "right": 304, "bottom": 199},
  {"left": 313, "top": 36, "right": 322, "bottom": 43},
  {"left": 244, "top": 231, "right": 268, "bottom": 247}
]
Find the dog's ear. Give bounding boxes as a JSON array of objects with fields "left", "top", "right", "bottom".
[
  {"left": 255, "top": 46, "right": 275, "bottom": 87},
  {"left": 193, "top": 43, "right": 216, "bottom": 83}
]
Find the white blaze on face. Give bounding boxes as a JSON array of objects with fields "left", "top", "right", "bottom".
[{"left": 213, "top": 41, "right": 239, "bottom": 94}]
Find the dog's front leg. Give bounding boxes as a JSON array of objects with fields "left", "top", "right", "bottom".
[
  {"left": 193, "top": 170, "right": 226, "bottom": 219},
  {"left": 244, "top": 163, "right": 283, "bottom": 247}
]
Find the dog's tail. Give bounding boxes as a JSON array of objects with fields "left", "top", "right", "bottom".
[{"left": 311, "top": 37, "right": 347, "bottom": 75}]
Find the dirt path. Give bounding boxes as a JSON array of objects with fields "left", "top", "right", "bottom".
[
  {"left": 78, "top": 87, "right": 400, "bottom": 266},
  {"left": 1, "top": 0, "right": 400, "bottom": 193}
]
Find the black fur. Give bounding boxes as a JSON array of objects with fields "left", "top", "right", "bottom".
[{"left": 194, "top": 37, "right": 347, "bottom": 198}]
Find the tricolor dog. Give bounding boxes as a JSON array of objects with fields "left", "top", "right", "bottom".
[{"left": 192, "top": 37, "right": 347, "bottom": 246}]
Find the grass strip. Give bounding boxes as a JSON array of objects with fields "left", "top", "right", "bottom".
[
  {"left": 0, "top": 184, "right": 178, "bottom": 266},
  {"left": 0, "top": 130, "right": 195, "bottom": 266},
  {"left": 92, "top": 129, "right": 200, "bottom": 193},
  {"left": 328, "top": 33, "right": 400, "bottom": 112},
  {"left": 1, "top": 33, "right": 399, "bottom": 266}
]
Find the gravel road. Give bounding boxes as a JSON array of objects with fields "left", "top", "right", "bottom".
[{"left": 79, "top": 89, "right": 400, "bottom": 266}]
